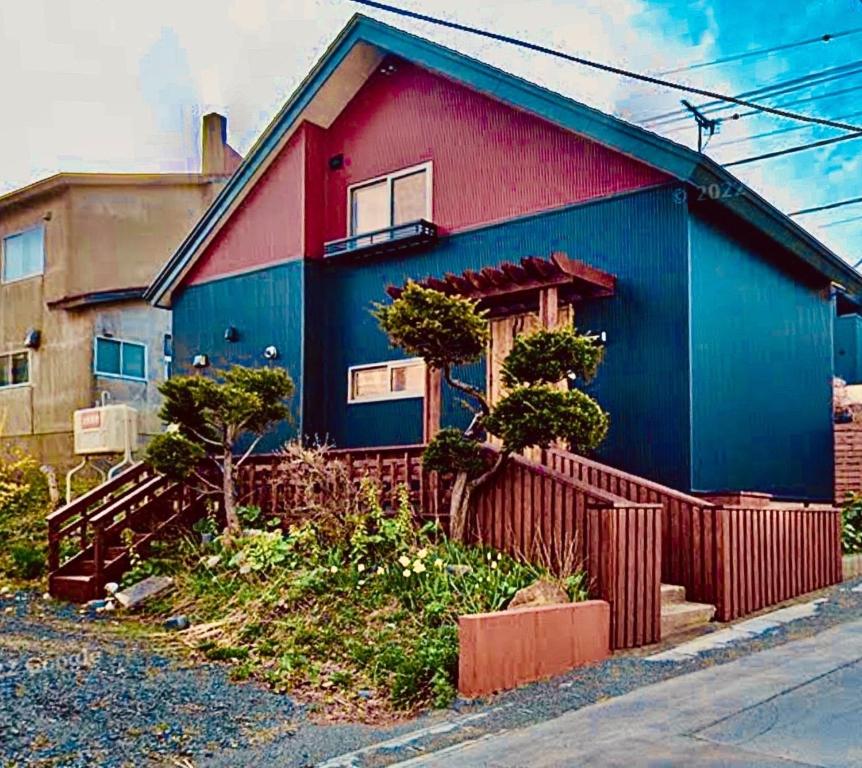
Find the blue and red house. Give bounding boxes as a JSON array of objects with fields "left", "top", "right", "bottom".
[{"left": 146, "top": 14, "right": 862, "bottom": 502}]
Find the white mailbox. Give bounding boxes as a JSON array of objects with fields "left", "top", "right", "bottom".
[{"left": 73, "top": 404, "right": 138, "bottom": 455}]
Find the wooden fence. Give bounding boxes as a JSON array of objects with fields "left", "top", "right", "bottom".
[
  {"left": 835, "top": 422, "right": 862, "bottom": 503},
  {"left": 545, "top": 447, "right": 843, "bottom": 621},
  {"left": 472, "top": 454, "right": 662, "bottom": 649}
]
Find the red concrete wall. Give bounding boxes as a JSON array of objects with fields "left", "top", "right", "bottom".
[
  {"left": 320, "top": 60, "right": 669, "bottom": 245},
  {"left": 185, "top": 126, "right": 307, "bottom": 286},
  {"left": 458, "top": 600, "right": 610, "bottom": 698}
]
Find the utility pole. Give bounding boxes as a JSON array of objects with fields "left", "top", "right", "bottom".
[{"left": 681, "top": 99, "right": 721, "bottom": 152}]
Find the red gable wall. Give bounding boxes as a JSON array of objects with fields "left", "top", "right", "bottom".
[
  {"left": 185, "top": 60, "right": 669, "bottom": 285},
  {"left": 320, "top": 60, "right": 669, "bottom": 245},
  {"left": 185, "top": 127, "right": 307, "bottom": 286}
]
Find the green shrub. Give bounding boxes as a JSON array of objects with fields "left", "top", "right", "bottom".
[
  {"left": 0, "top": 448, "right": 51, "bottom": 582},
  {"left": 10, "top": 543, "right": 46, "bottom": 580},
  {"left": 842, "top": 493, "right": 862, "bottom": 554}
]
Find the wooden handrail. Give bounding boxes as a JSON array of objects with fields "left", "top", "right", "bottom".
[
  {"left": 47, "top": 462, "right": 148, "bottom": 526},
  {"left": 90, "top": 474, "right": 170, "bottom": 528},
  {"left": 544, "top": 447, "right": 716, "bottom": 509}
]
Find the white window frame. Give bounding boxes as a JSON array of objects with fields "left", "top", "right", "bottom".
[
  {"left": 347, "top": 357, "right": 426, "bottom": 404},
  {"left": 94, "top": 336, "right": 148, "bottom": 382},
  {"left": 1, "top": 225, "right": 45, "bottom": 284},
  {"left": 346, "top": 161, "right": 433, "bottom": 237},
  {"left": 0, "top": 349, "right": 31, "bottom": 390}
]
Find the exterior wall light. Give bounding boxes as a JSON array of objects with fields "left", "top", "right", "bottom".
[
  {"left": 263, "top": 345, "right": 279, "bottom": 360},
  {"left": 224, "top": 326, "right": 239, "bottom": 342},
  {"left": 24, "top": 329, "right": 41, "bottom": 349},
  {"left": 192, "top": 354, "right": 209, "bottom": 368}
]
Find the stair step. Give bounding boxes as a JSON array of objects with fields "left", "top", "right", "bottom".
[
  {"left": 50, "top": 573, "right": 96, "bottom": 603},
  {"left": 661, "top": 584, "right": 686, "bottom": 606},
  {"left": 661, "top": 601, "right": 716, "bottom": 638}
]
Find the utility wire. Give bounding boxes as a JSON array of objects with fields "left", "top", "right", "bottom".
[
  {"left": 819, "top": 213, "right": 862, "bottom": 229},
  {"left": 661, "top": 82, "right": 862, "bottom": 136},
  {"left": 350, "top": 0, "right": 862, "bottom": 132},
  {"left": 655, "top": 27, "right": 862, "bottom": 76},
  {"left": 710, "top": 109, "right": 862, "bottom": 149},
  {"left": 723, "top": 131, "right": 862, "bottom": 167},
  {"left": 644, "top": 60, "right": 862, "bottom": 125},
  {"left": 790, "top": 196, "right": 862, "bottom": 216}
]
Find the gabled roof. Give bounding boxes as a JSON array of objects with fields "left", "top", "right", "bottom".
[{"left": 145, "top": 13, "right": 862, "bottom": 307}]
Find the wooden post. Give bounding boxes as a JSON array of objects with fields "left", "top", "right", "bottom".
[
  {"left": 423, "top": 366, "right": 442, "bottom": 442},
  {"left": 538, "top": 286, "right": 559, "bottom": 329}
]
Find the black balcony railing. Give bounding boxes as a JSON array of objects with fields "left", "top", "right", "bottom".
[{"left": 324, "top": 219, "right": 438, "bottom": 258}]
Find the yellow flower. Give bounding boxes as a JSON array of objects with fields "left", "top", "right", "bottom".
[
  {"left": 413, "top": 561, "right": 426, "bottom": 574},
  {"left": 398, "top": 555, "right": 411, "bottom": 568},
  {"left": 402, "top": 569, "right": 412, "bottom": 578},
  {"left": 434, "top": 558, "right": 444, "bottom": 569},
  {"left": 357, "top": 563, "right": 366, "bottom": 573},
  {"left": 417, "top": 548, "right": 428, "bottom": 559},
  {"left": 330, "top": 566, "right": 338, "bottom": 574}
]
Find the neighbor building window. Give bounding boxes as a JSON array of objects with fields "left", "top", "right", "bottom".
[
  {"left": 348, "top": 358, "right": 425, "bottom": 403},
  {"left": 349, "top": 163, "right": 431, "bottom": 236},
  {"left": 94, "top": 337, "right": 147, "bottom": 380},
  {"left": 0, "top": 351, "right": 30, "bottom": 388},
  {"left": 2, "top": 227, "right": 44, "bottom": 283}
]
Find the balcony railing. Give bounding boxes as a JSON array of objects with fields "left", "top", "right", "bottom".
[{"left": 323, "top": 219, "right": 438, "bottom": 258}]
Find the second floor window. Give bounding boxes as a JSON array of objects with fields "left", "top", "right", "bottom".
[
  {"left": 349, "top": 163, "right": 431, "bottom": 236},
  {"left": 0, "top": 351, "right": 29, "bottom": 388},
  {"left": 95, "top": 337, "right": 147, "bottom": 381},
  {"left": 2, "top": 227, "right": 44, "bottom": 283}
]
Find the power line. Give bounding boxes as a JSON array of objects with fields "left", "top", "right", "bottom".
[
  {"left": 789, "top": 196, "right": 862, "bottom": 216},
  {"left": 710, "top": 109, "right": 862, "bottom": 149},
  {"left": 655, "top": 27, "right": 862, "bottom": 76},
  {"left": 723, "top": 131, "right": 862, "bottom": 167},
  {"left": 349, "top": 0, "right": 862, "bottom": 132},
  {"left": 644, "top": 60, "right": 862, "bottom": 126},
  {"left": 819, "top": 213, "right": 862, "bottom": 229},
  {"left": 661, "top": 82, "right": 862, "bottom": 136}
]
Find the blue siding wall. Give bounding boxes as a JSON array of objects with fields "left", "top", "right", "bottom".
[
  {"left": 171, "top": 261, "right": 305, "bottom": 450},
  {"left": 320, "top": 185, "right": 693, "bottom": 488},
  {"left": 689, "top": 210, "right": 833, "bottom": 500},
  {"left": 835, "top": 314, "right": 862, "bottom": 384}
]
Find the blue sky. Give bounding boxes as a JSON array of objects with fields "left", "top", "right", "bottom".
[{"left": 1, "top": 0, "right": 860, "bottom": 262}]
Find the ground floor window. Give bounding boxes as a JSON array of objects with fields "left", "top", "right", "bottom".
[
  {"left": 0, "top": 351, "right": 29, "bottom": 388},
  {"left": 348, "top": 358, "right": 425, "bottom": 403},
  {"left": 94, "top": 337, "right": 147, "bottom": 381}
]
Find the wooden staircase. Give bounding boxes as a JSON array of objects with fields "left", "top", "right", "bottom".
[{"left": 47, "top": 463, "right": 209, "bottom": 602}]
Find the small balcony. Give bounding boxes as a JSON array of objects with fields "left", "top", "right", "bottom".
[{"left": 323, "top": 219, "right": 438, "bottom": 258}]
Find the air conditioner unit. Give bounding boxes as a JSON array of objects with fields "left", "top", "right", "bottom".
[{"left": 73, "top": 404, "right": 138, "bottom": 455}]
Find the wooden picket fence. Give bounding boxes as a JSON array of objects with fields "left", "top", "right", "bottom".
[{"left": 545, "top": 447, "right": 843, "bottom": 622}]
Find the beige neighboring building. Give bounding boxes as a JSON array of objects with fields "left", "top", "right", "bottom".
[{"left": 0, "top": 113, "right": 241, "bottom": 468}]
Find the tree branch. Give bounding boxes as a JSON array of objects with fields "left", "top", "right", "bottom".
[
  {"left": 443, "top": 366, "right": 489, "bottom": 416},
  {"left": 468, "top": 449, "right": 509, "bottom": 493},
  {"left": 192, "top": 470, "right": 222, "bottom": 491},
  {"left": 235, "top": 435, "right": 263, "bottom": 469},
  {"left": 186, "top": 426, "right": 222, "bottom": 448}
]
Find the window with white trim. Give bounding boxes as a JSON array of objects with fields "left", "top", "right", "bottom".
[
  {"left": 349, "top": 163, "right": 431, "bottom": 236},
  {"left": 0, "top": 351, "right": 30, "bottom": 388},
  {"left": 94, "top": 337, "right": 147, "bottom": 381},
  {"left": 2, "top": 227, "right": 44, "bottom": 283},
  {"left": 348, "top": 358, "right": 426, "bottom": 403}
]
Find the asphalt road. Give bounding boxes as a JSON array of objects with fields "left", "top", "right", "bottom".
[{"left": 398, "top": 618, "right": 862, "bottom": 767}]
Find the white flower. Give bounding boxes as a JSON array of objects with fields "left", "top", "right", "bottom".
[
  {"left": 491, "top": 561, "right": 498, "bottom": 570},
  {"left": 166, "top": 423, "right": 181, "bottom": 434},
  {"left": 486, "top": 552, "right": 492, "bottom": 561},
  {"left": 398, "top": 555, "right": 411, "bottom": 568},
  {"left": 376, "top": 566, "right": 386, "bottom": 576},
  {"left": 434, "top": 558, "right": 444, "bottom": 569},
  {"left": 402, "top": 569, "right": 412, "bottom": 578},
  {"left": 496, "top": 552, "right": 502, "bottom": 561},
  {"left": 330, "top": 565, "right": 338, "bottom": 574},
  {"left": 413, "top": 561, "right": 426, "bottom": 574},
  {"left": 417, "top": 548, "right": 428, "bottom": 559},
  {"left": 357, "top": 563, "right": 366, "bottom": 573},
  {"left": 358, "top": 579, "right": 366, "bottom": 587}
]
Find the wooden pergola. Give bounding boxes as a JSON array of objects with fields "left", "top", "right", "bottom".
[{"left": 386, "top": 251, "right": 617, "bottom": 441}]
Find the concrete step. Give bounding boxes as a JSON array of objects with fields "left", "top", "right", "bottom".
[
  {"left": 661, "top": 584, "right": 686, "bottom": 607},
  {"left": 661, "top": 601, "right": 716, "bottom": 638}
]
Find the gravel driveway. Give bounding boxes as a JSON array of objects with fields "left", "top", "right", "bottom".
[{"left": 2, "top": 578, "right": 862, "bottom": 767}]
